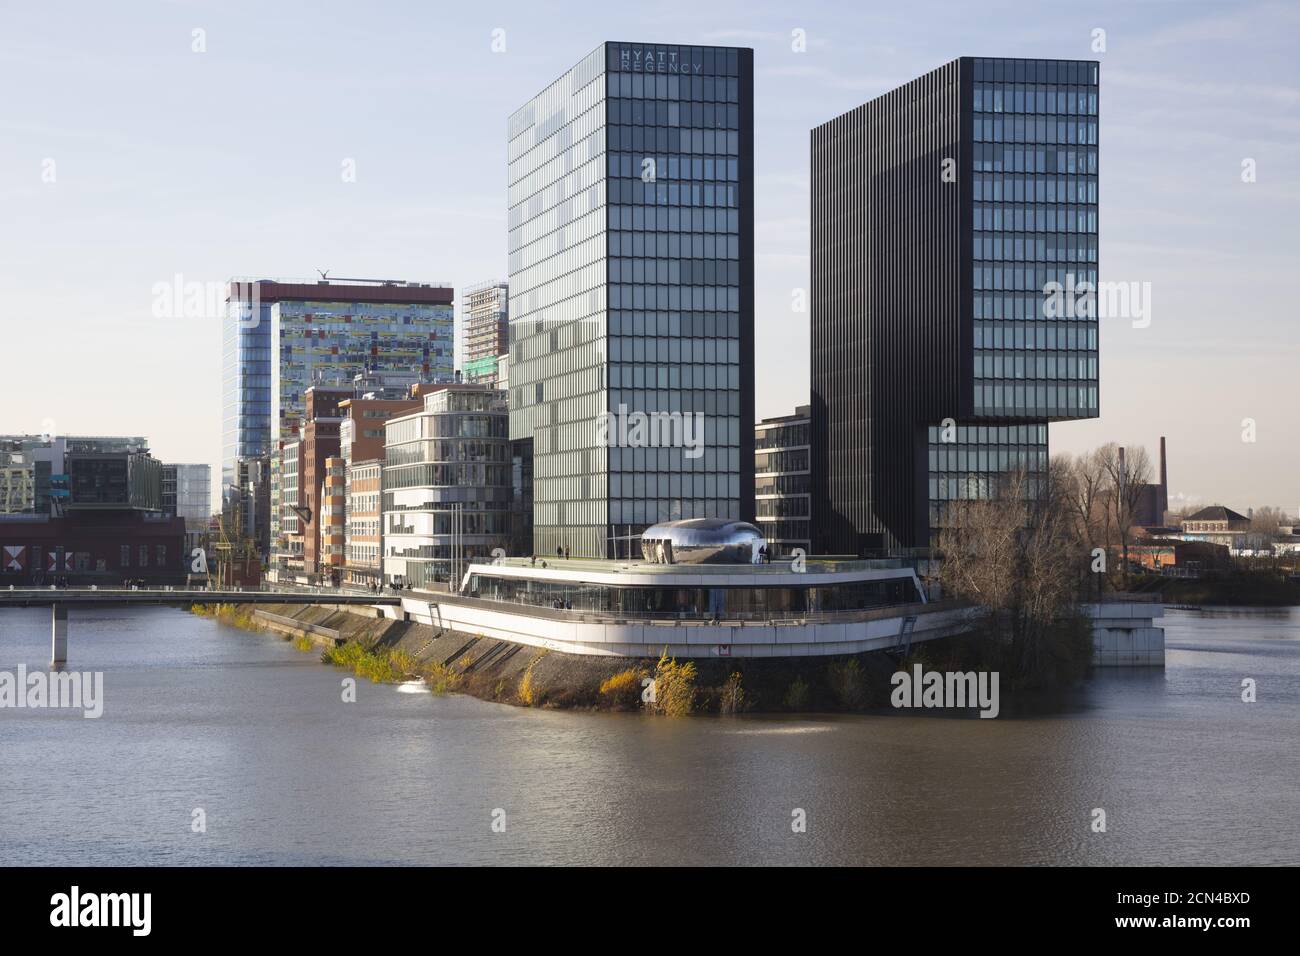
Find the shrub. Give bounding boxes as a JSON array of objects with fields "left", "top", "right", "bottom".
[
  {"left": 718, "top": 671, "right": 746, "bottom": 715},
  {"left": 827, "top": 658, "right": 867, "bottom": 710},
  {"left": 517, "top": 658, "right": 541, "bottom": 706},
  {"left": 783, "top": 676, "right": 811, "bottom": 712},
  {"left": 598, "top": 668, "right": 646, "bottom": 710},
  {"left": 292, "top": 635, "right": 314, "bottom": 653},
  {"left": 650, "top": 651, "right": 697, "bottom": 717}
]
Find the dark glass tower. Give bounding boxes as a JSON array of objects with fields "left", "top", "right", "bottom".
[
  {"left": 508, "top": 42, "right": 755, "bottom": 558},
  {"left": 811, "top": 56, "right": 1099, "bottom": 552}
]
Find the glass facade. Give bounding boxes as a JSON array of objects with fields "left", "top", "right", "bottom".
[
  {"left": 753, "top": 408, "right": 811, "bottom": 554},
  {"left": 221, "top": 298, "right": 271, "bottom": 511},
  {"left": 270, "top": 298, "right": 453, "bottom": 443},
  {"left": 508, "top": 41, "right": 753, "bottom": 558},
  {"left": 382, "top": 387, "right": 512, "bottom": 587},
  {"left": 927, "top": 57, "right": 1099, "bottom": 542},
  {"left": 467, "top": 571, "right": 920, "bottom": 620},
  {"left": 970, "top": 57, "right": 1100, "bottom": 420}
]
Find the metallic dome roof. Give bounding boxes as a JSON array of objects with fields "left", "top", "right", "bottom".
[{"left": 641, "top": 518, "right": 767, "bottom": 565}]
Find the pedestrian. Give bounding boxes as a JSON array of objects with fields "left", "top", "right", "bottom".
[{"left": 564, "top": 545, "right": 570, "bottom": 560}]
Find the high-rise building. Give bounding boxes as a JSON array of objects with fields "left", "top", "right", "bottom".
[
  {"left": 161, "top": 463, "right": 211, "bottom": 554},
  {"left": 811, "top": 57, "right": 1099, "bottom": 551},
  {"left": 382, "top": 384, "right": 511, "bottom": 588},
  {"left": 508, "top": 41, "right": 755, "bottom": 557},
  {"left": 222, "top": 277, "right": 455, "bottom": 553},
  {"left": 754, "top": 406, "right": 811, "bottom": 557},
  {"left": 462, "top": 281, "right": 509, "bottom": 386}
]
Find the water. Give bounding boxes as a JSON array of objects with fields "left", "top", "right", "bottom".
[{"left": 1, "top": 605, "right": 1297, "bottom": 865}]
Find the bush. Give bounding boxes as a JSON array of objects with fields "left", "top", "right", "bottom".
[
  {"left": 827, "top": 658, "right": 867, "bottom": 710},
  {"left": 599, "top": 668, "right": 646, "bottom": 710},
  {"left": 718, "top": 672, "right": 746, "bottom": 715},
  {"left": 517, "top": 658, "right": 541, "bottom": 706},
  {"left": 292, "top": 635, "right": 314, "bottom": 653},
  {"left": 650, "top": 651, "right": 697, "bottom": 717},
  {"left": 783, "top": 676, "right": 811, "bottom": 711}
]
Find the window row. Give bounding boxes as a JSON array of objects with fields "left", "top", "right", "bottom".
[
  {"left": 611, "top": 498, "right": 740, "bottom": 525},
  {"left": 608, "top": 124, "right": 740, "bottom": 156},
  {"left": 975, "top": 264, "right": 1102, "bottom": 293},
  {"left": 609, "top": 178, "right": 739, "bottom": 208},
  {"left": 609, "top": 283, "right": 741, "bottom": 312},
  {"left": 975, "top": 351, "right": 1098, "bottom": 380},
  {"left": 975, "top": 321, "right": 1097, "bottom": 351},
  {"left": 973, "top": 84, "right": 1097, "bottom": 115},
  {"left": 606, "top": 70, "right": 740, "bottom": 103},
  {"left": 610, "top": 257, "right": 741, "bottom": 285},
  {"left": 975, "top": 203, "right": 1096, "bottom": 233},
  {"left": 609, "top": 203, "right": 738, "bottom": 234},
  {"left": 974, "top": 290, "right": 1103, "bottom": 322},
  {"left": 974, "top": 173, "right": 1096, "bottom": 204},
  {"left": 609, "top": 309, "right": 741, "bottom": 338},
  {"left": 607, "top": 98, "right": 740, "bottom": 130},
  {"left": 610, "top": 444, "right": 741, "bottom": 473},
  {"left": 608, "top": 152, "right": 739, "bottom": 183},
  {"left": 974, "top": 234, "right": 1098, "bottom": 265},
  {"left": 972, "top": 383, "right": 1099, "bottom": 415},
  {"left": 974, "top": 143, "right": 1096, "bottom": 175},
  {"left": 610, "top": 230, "right": 740, "bottom": 260}
]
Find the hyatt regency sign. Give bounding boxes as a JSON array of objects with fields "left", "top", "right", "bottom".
[{"left": 615, "top": 46, "right": 702, "bottom": 74}]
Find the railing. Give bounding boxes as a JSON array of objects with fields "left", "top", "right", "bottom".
[{"left": 428, "top": 589, "right": 968, "bottom": 627}]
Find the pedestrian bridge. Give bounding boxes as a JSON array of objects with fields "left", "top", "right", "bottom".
[{"left": 0, "top": 586, "right": 397, "bottom": 666}]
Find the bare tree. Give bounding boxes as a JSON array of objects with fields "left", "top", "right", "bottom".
[
  {"left": 1099, "top": 444, "right": 1152, "bottom": 582},
  {"left": 936, "top": 469, "right": 1092, "bottom": 686}
]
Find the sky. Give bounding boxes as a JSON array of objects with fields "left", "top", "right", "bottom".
[{"left": 1, "top": 0, "right": 1297, "bottom": 515}]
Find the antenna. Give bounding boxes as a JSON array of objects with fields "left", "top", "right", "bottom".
[{"left": 317, "top": 269, "right": 330, "bottom": 282}]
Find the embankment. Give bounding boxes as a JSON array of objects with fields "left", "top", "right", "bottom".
[{"left": 193, "top": 601, "right": 921, "bottom": 715}]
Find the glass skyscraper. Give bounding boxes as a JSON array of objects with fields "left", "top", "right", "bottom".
[
  {"left": 811, "top": 57, "right": 1099, "bottom": 551},
  {"left": 508, "top": 41, "right": 755, "bottom": 558}
]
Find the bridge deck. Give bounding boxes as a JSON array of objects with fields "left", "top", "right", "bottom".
[{"left": 0, "top": 588, "right": 398, "bottom": 607}]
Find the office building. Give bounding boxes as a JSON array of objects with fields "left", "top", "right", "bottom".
[
  {"left": 811, "top": 57, "right": 1099, "bottom": 551},
  {"left": 222, "top": 277, "right": 454, "bottom": 553},
  {"left": 162, "top": 463, "right": 211, "bottom": 553},
  {"left": 508, "top": 41, "right": 755, "bottom": 558},
  {"left": 382, "top": 384, "right": 511, "bottom": 588},
  {"left": 754, "top": 406, "right": 811, "bottom": 557},
  {"left": 462, "top": 281, "right": 510, "bottom": 386}
]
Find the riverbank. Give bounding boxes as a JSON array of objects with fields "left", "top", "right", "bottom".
[
  {"left": 1122, "top": 571, "right": 1300, "bottom": 607},
  {"left": 192, "top": 601, "right": 931, "bottom": 715}
]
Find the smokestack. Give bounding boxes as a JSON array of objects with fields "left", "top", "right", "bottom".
[{"left": 1159, "top": 436, "right": 1169, "bottom": 522}]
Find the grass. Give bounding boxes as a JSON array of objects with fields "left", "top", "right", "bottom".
[{"left": 321, "top": 641, "right": 422, "bottom": 684}]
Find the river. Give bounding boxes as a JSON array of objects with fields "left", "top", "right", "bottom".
[{"left": 1, "top": 605, "right": 1296, "bottom": 865}]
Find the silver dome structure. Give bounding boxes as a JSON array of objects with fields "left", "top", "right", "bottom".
[{"left": 640, "top": 518, "right": 767, "bottom": 565}]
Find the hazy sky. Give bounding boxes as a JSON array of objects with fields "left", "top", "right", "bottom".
[{"left": 2, "top": 0, "right": 1296, "bottom": 514}]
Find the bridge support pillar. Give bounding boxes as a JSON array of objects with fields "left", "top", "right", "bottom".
[{"left": 51, "top": 604, "right": 68, "bottom": 668}]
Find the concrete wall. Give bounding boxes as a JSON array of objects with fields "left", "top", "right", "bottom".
[
  {"left": 391, "top": 595, "right": 975, "bottom": 659},
  {"left": 1086, "top": 602, "right": 1165, "bottom": 667}
]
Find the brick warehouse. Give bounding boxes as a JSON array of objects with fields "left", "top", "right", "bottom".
[{"left": 0, "top": 511, "right": 187, "bottom": 585}]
